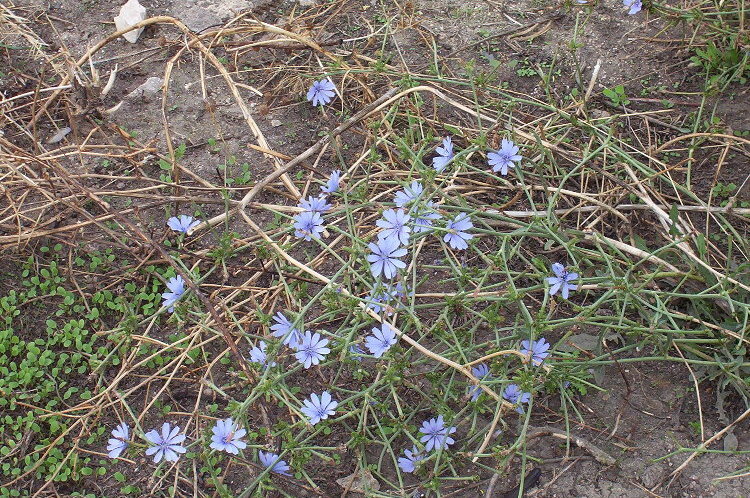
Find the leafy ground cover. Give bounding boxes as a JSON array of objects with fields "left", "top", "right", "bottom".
[{"left": 0, "top": 0, "right": 749, "bottom": 496}]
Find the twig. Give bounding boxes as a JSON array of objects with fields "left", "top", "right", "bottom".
[
  {"left": 527, "top": 427, "right": 617, "bottom": 466},
  {"left": 442, "top": 10, "right": 565, "bottom": 60}
]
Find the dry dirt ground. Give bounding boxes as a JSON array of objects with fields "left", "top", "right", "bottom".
[{"left": 2, "top": 0, "right": 749, "bottom": 496}]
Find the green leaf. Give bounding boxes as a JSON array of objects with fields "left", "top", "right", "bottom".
[{"left": 175, "top": 143, "right": 187, "bottom": 161}]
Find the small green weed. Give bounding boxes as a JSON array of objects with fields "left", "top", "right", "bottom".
[{"left": 602, "top": 85, "right": 631, "bottom": 107}]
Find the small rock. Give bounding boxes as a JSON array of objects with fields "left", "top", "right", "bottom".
[
  {"left": 590, "top": 109, "right": 612, "bottom": 120},
  {"left": 47, "top": 127, "right": 71, "bottom": 144},
  {"left": 270, "top": 119, "right": 282, "bottom": 127},
  {"left": 723, "top": 432, "right": 739, "bottom": 451},
  {"left": 114, "top": 0, "right": 147, "bottom": 43},
  {"left": 641, "top": 464, "right": 665, "bottom": 489},
  {"left": 172, "top": 0, "right": 264, "bottom": 33},
  {"left": 126, "top": 77, "right": 163, "bottom": 101},
  {"left": 299, "top": 0, "right": 318, "bottom": 6},
  {"left": 336, "top": 468, "right": 379, "bottom": 494}
]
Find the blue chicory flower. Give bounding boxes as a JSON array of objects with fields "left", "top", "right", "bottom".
[
  {"left": 321, "top": 170, "right": 341, "bottom": 194},
  {"left": 294, "top": 330, "right": 330, "bottom": 368},
  {"left": 349, "top": 344, "right": 365, "bottom": 361},
  {"left": 298, "top": 195, "right": 331, "bottom": 214},
  {"left": 398, "top": 446, "right": 424, "bottom": 473},
  {"left": 394, "top": 181, "right": 424, "bottom": 208},
  {"left": 270, "top": 311, "right": 302, "bottom": 347},
  {"left": 411, "top": 201, "right": 442, "bottom": 233},
  {"left": 364, "top": 323, "right": 397, "bottom": 358},
  {"left": 623, "top": 0, "right": 642, "bottom": 14},
  {"left": 162, "top": 275, "right": 185, "bottom": 312},
  {"left": 520, "top": 337, "right": 551, "bottom": 366},
  {"left": 259, "top": 450, "right": 291, "bottom": 476},
  {"left": 301, "top": 391, "right": 338, "bottom": 425},
  {"left": 487, "top": 138, "right": 522, "bottom": 175},
  {"left": 546, "top": 263, "right": 578, "bottom": 299},
  {"left": 365, "top": 282, "right": 407, "bottom": 315},
  {"left": 432, "top": 136, "right": 455, "bottom": 173},
  {"left": 443, "top": 214, "right": 474, "bottom": 250},
  {"left": 293, "top": 210, "right": 325, "bottom": 241},
  {"left": 249, "top": 340, "right": 276, "bottom": 369},
  {"left": 210, "top": 418, "right": 247, "bottom": 455},
  {"left": 144, "top": 423, "right": 187, "bottom": 463},
  {"left": 377, "top": 209, "right": 412, "bottom": 246},
  {"left": 167, "top": 215, "right": 200, "bottom": 234},
  {"left": 503, "top": 384, "right": 531, "bottom": 414},
  {"left": 419, "top": 415, "right": 457, "bottom": 452},
  {"left": 468, "top": 363, "right": 492, "bottom": 402},
  {"left": 367, "top": 237, "right": 408, "bottom": 279},
  {"left": 106, "top": 422, "right": 130, "bottom": 459},
  {"left": 307, "top": 78, "right": 336, "bottom": 107}
]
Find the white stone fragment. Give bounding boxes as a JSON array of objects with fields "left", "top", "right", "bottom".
[
  {"left": 47, "top": 127, "right": 71, "bottom": 144},
  {"left": 114, "top": 0, "right": 147, "bottom": 43}
]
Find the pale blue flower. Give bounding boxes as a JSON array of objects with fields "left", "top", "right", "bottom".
[
  {"left": 520, "top": 338, "right": 550, "bottom": 366},
  {"left": 167, "top": 215, "right": 200, "bottom": 234},
  {"left": 162, "top": 275, "right": 185, "bottom": 312},
  {"left": 398, "top": 446, "right": 424, "bottom": 473},
  {"left": 298, "top": 195, "right": 331, "bottom": 214},
  {"left": 293, "top": 210, "right": 325, "bottom": 241},
  {"left": 301, "top": 391, "right": 338, "bottom": 425},
  {"left": 623, "top": 0, "right": 642, "bottom": 14},
  {"left": 467, "top": 363, "right": 491, "bottom": 402},
  {"left": 419, "top": 415, "right": 456, "bottom": 452},
  {"left": 488, "top": 138, "right": 522, "bottom": 175},
  {"left": 321, "top": 170, "right": 341, "bottom": 194},
  {"left": 106, "top": 422, "right": 129, "bottom": 459},
  {"left": 394, "top": 181, "right": 424, "bottom": 207},
  {"left": 546, "top": 263, "right": 578, "bottom": 299},
  {"left": 432, "top": 136, "right": 454, "bottom": 173},
  {"left": 349, "top": 344, "right": 365, "bottom": 361},
  {"left": 443, "top": 214, "right": 474, "bottom": 250},
  {"left": 377, "top": 209, "right": 411, "bottom": 246},
  {"left": 259, "top": 450, "right": 291, "bottom": 475},
  {"left": 364, "top": 323, "right": 397, "bottom": 358},
  {"left": 144, "top": 423, "right": 187, "bottom": 463},
  {"left": 503, "top": 384, "right": 531, "bottom": 414},
  {"left": 210, "top": 418, "right": 247, "bottom": 455},
  {"left": 249, "top": 340, "right": 276, "bottom": 368},
  {"left": 412, "top": 201, "right": 442, "bottom": 233},
  {"left": 367, "top": 237, "right": 408, "bottom": 279},
  {"left": 270, "top": 311, "right": 302, "bottom": 347},
  {"left": 307, "top": 78, "right": 336, "bottom": 106},
  {"left": 365, "top": 282, "right": 407, "bottom": 315},
  {"left": 295, "top": 331, "right": 330, "bottom": 368}
]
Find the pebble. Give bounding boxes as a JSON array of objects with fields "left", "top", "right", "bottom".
[{"left": 126, "top": 77, "right": 163, "bottom": 101}]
